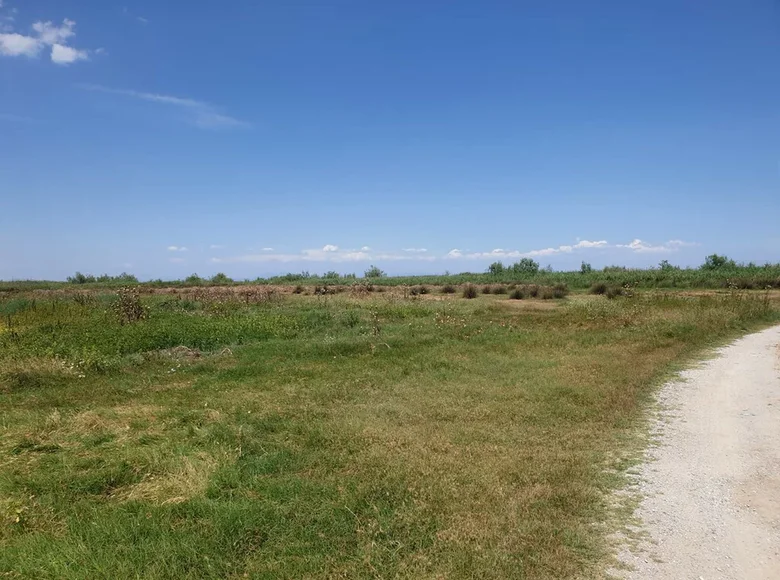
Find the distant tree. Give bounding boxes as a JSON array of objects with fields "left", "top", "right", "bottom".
[
  {"left": 67, "top": 272, "right": 96, "bottom": 284},
  {"left": 658, "top": 260, "right": 679, "bottom": 271},
  {"left": 210, "top": 272, "right": 233, "bottom": 284},
  {"left": 185, "top": 273, "right": 204, "bottom": 285},
  {"left": 487, "top": 261, "right": 505, "bottom": 275},
  {"left": 510, "top": 258, "right": 540, "bottom": 275},
  {"left": 322, "top": 271, "right": 340, "bottom": 280},
  {"left": 580, "top": 261, "right": 593, "bottom": 274},
  {"left": 364, "top": 265, "right": 385, "bottom": 278},
  {"left": 701, "top": 254, "right": 736, "bottom": 271},
  {"left": 115, "top": 272, "right": 139, "bottom": 283}
]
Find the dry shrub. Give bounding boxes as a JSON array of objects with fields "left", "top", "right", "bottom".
[
  {"left": 441, "top": 284, "right": 456, "bottom": 294},
  {"left": 552, "top": 283, "right": 569, "bottom": 299},
  {"left": 462, "top": 284, "right": 478, "bottom": 299},
  {"left": 482, "top": 285, "right": 492, "bottom": 295},
  {"left": 350, "top": 283, "right": 373, "bottom": 298},
  {"left": 238, "top": 287, "right": 280, "bottom": 304},
  {"left": 509, "top": 288, "right": 525, "bottom": 300},
  {"left": 590, "top": 282, "right": 608, "bottom": 295},
  {"left": 113, "top": 287, "right": 148, "bottom": 324}
]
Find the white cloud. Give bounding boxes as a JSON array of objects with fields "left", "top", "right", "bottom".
[
  {"left": 209, "top": 238, "right": 697, "bottom": 266},
  {"left": 32, "top": 19, "right": 75, "bottom": 44},
  {"left": 209, "top": 244, "right": 225, "bottom": 250},
  {"left": 450, "top": 239, "right": 693, "bottom": 260},
  {"left": 79, "top": 84, "right": 247, "bottom": 129},
  {"left": 573, "top": 240, "right": 608, "bottom": 249},
  {"left": 213, "top": 245, "right": 434, "bottom": 265},
  {"left": 0, "top": 18, "right": 91, "bottom": 64},
  {"left": 614, "top": 239, "right": 697, "bottom": 254},
  {"left": 136, "top": 16, "right": 148, "bottom": 24},
  {"left": 167, "top": 245, "right": 187, "bottom": 252},
  {"left": 0, "top": 32, "right": 41, "bottom": 56},
  {"left": 51, "top": 43, "right": 88, "bottom": 64}
]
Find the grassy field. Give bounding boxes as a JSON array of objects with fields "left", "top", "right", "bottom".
[{"left": 1, "top": 287, "right": 778, "bottom": 578}]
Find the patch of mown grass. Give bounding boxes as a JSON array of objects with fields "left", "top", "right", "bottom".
[{"left": 0, "top": 290, "right": 778, "bottom": 578}]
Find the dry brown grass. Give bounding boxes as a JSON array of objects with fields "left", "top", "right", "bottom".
[{"left": 121, "top": 453, "right": 220, "bottom": 505}]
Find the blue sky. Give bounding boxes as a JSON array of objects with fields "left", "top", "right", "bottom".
[{"left": 1, "top": 1, "right": 778, "bottom": 280}]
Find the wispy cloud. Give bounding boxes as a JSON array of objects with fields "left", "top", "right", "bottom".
[
  {"left": 210, "top": 238, "right": 697, "bottom": 266},
  {"left": 79, "top": 84, "right": 248, "bottom": 129},
  {"left": 614, "top": 239, "right": 697, "bottom": 254},
  {"left": 122, "top": 6, "right": 148, "bottom": 25},
  {"left": 212, "top": 245, "right": 435, "bottom": 264},
  {"left": 167, "top": 245, "right": 188, "bottom": 252},
  {"left": 209, "top": 244, "right": 225, "bottom": 250},
  {"left": 0, "top": 17, "right": 92, "bottom": 64},
  {"left": 448, "top": 239, "right": 694, "bottom": 260}
]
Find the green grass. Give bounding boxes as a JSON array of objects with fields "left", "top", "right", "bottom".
[{"left": 1, "top": 289, "right": 778, "bottom": 578}]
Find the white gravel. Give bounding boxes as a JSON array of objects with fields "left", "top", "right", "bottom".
[{"left": 616, "top": 324, "right": 780, "bottom": 579}]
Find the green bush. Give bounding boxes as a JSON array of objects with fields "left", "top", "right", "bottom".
[
  {"left": 590, "top": 282, "right": 608, "bottom": 295},
  {"left": 493, "top": 285, "right": 507, "bottom": 295}
]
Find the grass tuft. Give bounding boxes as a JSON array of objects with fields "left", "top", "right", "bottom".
[
  {"left": 509, "top": 288, "right": 525, "bottom": 300},
  {"left": 462, "top": 284, "right": 478, "bottom": 299}
]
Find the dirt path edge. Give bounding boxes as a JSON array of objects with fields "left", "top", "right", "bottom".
[{"left": 613, "top": 325, "right": 780, "bottom": 579}]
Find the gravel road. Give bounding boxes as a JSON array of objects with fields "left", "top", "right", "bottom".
[{"left": 617, "top": 325, "right": 780, "bottom": 579}]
